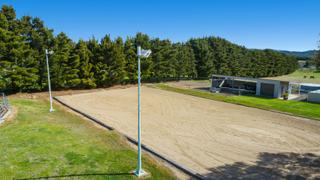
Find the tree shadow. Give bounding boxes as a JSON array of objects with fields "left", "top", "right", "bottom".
[
  {"left": 203, "top": 152, "right": 320, "bottom": 180},
  {"left": 194, "top": 87, "right": 211, "bottom": 91},
  {"left": 16, "top": 172, "right": 133, "bottom": 180}
]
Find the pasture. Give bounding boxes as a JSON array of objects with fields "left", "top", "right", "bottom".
[{"left": 265, "top": 70, "right": 320, "bottom": 84}]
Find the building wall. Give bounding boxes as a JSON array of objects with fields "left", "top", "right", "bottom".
[
  {"left": 256, "top": 80, "right": 281, "bottom": 98},
  {"left": 212, "top": 75, "right": 287, "bottom": 98},
  {"left": 308, "top": 91, "right": 320, "bottom": 103}
]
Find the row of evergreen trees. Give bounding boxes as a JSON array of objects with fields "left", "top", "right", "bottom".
[
  {"left": 0, "top": 5, "right": 298, "bottom": 92},
  {"left": 315, "top": 40, "right": 320, "bottom": 69}
]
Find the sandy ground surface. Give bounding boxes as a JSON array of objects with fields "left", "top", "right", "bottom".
[
  {"left": 57, "top": 86, "right": 320, "bottom": 178},
  {"left": 166, "top": 80, "right": 211, "bottom": 91}
]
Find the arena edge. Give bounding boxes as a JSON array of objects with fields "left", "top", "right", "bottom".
[{"left": 154, "top": 84, "right": 320, "bottom": 121}]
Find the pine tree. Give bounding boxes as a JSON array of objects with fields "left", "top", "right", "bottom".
[
  {"left": 226, "top": 46, "right": 242, "bottom": 76},
  {"left": 1, "top": 5, "right": 16, "bottom": 25},
  {"left": 189, "top": 39, "right": 215, "bottom": 77},
  {"left": 65, "top": 48, "right": 81, "bottom": 88},
  {"left": 51, "top": 32, "right": 74, "bottom": 88},
  {"left": 177, "top": 43, "right": 197, "bottom": 78},
  {"left": 315, "top": 39, "right": 320, "bottom": 70},
  {"left": 124, "top": 37, "right": 137, "bottom": 83},
  {"left": 210, "top": 38, "right": 230, "bottom": 75},
  {"left": 0, "top": 13, "right": 9, "bottom": 90},
  {"left": 0, "top": 6, "right": 39, "bottom": 92},
  {"left": 162, "top": 41, "right": 177, "bottom": 78},
  {"left": 150, "top": 38, "right": 164, "bottom": 79},
  {"left": 109, "top": 37, "right": 126, "bottom": 84},
  {"left": 100, "top": 35, "right": 113, "bottom": 86},
  {"left": 87, "top": 37, "right": 107, "bottom": 86},
  {"left": 19, "top": 16, "right": 54, "bottom": 89},
  {"left": 315, "top": 53, "right": 320, "bottom": 70},
  {"left": 76, "top": 40, "right": 96, "bottom": 88},
  {"left": 135, "top": 33, "right": 152, "bottom": 79}
]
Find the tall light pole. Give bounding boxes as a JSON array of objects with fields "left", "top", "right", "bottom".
[
  {"left": 135, "top": 46, "right": 151, "bottom": 177},
  {"left": 45, "top": 49, "right": 54, "bottom": 112}
]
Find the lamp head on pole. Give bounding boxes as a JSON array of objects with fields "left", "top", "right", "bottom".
[
  {"left": 140, "top": 49, "right": 151, "bottom": 58},
  {"left": 46, "top": 49, "right": 54, "bottom": 55},
  {"left": 137, "top": 46, "right": 151, "bottom": 58}
]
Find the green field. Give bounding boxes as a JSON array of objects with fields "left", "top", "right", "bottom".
[
  {"left": 155, "top": 84, "right": 320, "bottom": 121},
  {"left": 265, "top": 70, "right": 320, "bottom": 83},
  {"left": 0, "top": 98, "right": 175, "bottom": 179}
]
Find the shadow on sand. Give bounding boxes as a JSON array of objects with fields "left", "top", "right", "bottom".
[
  {"left": 202, "top": 152, "right": 320, "bottom": 180},
  {"left": 193, "top": 87, "right": 211, "bottom": 92}
]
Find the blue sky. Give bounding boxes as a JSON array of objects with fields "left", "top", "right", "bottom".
[{"left": 1, "top": 0, "right": 319, "bottom": 51}]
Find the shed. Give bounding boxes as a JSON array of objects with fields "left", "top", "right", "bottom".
[
  {"left": 300, "top": 83, "right": 320, "bottom": 93},
  {"left": 211, "top": 74, "right": 290, "bottom": 98},
  {"left": 307, "top": 90, "right": 320, "bottom": 103}
]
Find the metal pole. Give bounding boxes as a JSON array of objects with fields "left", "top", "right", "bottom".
[
  {"left": 2, "top": 93, "right": 5, "bottom": 108},
  {"left": 3, "top": 93, "right": 6, "bottom": 107},
  {"left": 135, "top": 46, "right": 145, "bottom": 176},
  {"left": 45, "top": 49, "right": 54, "bottom": 112}
]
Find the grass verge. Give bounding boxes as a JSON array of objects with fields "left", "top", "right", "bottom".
[
  {"left": 0, "top": 98, "right": 175, "bottom": 179},
  {"left": 155, "top": 84, "right": 320, "bottom": 121}
]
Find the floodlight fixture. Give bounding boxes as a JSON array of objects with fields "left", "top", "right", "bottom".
[
  {"left": 140, "top": 49, "right": 152, "bottom": 58},
  {"left": 47, "top": 50, "right": 54, "bottom": 55},
  {"left": 134, "top": 46, "right": 151, "bottom": 177}
]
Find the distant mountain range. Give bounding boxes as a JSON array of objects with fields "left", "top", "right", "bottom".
[{"left": 278, "top": 50, "right": 317, "bottom": 59}]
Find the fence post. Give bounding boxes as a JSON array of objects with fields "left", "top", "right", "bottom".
[{"left": 0, "top": 92, "right": 10, "bottom": 122}]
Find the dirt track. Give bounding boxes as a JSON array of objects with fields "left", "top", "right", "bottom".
[{"left": 57, "top": 86, "right": 320, "bottom": 178}]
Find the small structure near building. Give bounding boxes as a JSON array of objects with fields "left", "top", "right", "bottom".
[
  {"left": 0, "top": 92, "right": 10, "bottom": 123},
  {"left": 211, "top": 74, "right": 291, "bottom": 98},
  {"left": 298, "top": 60, "right": 306, "bottom": 69},
  {"left": 300, "top": 83, "right": 320, "bottom": 93},
  {"left": 307, "top": 90, "right": 320, "bottom": 103}
]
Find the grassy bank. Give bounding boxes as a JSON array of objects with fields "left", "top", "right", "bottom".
[
  {"left": 155, "top": 84, "right": 320, "bottom": 121},
  {"left": 0, "top": 98, "right": 175, "bottom": 179},
  {"left": 265, "top": 70, "right": 320, "bottom": 84}
]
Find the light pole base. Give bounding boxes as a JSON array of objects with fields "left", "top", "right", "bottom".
[
  {"left": 49, "top": 108, "right": 55, "bottom": 112},
  {"left": 134, "top": 169, "right": 148, "bottom": 177}
]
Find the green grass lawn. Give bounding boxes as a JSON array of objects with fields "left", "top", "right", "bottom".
[
  {"left": 155, "top": 84, "right": 320, "bottom": 121},
  {"left": 265, "top": 70, "right": 320, "bottom": 84},
  {"left": 0, "top": 98, "right": 175, "bottom": 179}
]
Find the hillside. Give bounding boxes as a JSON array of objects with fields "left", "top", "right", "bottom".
[{"left": 278, "top": 50, "right": 316, "bottom": 59}]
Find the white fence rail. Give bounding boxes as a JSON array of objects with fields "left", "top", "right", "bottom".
[{"left": 0, "top": 93, "right": 10, "bottom": 123}]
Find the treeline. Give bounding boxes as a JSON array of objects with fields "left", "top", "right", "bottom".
[
  {"left": 315, "top": 40, "right": 320, "bottom": 69},
  {"left": 0, "top": 5, "right": 298, "bottom": 92}
]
